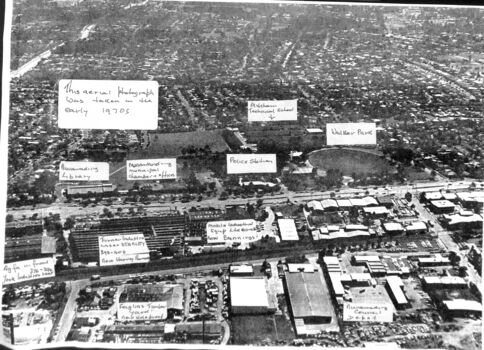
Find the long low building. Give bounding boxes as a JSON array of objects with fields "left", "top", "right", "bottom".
[
  {"left": 363, "top": 206, "right": 390, "bottom": 218},
  {"left": 422, "top": 276, "right": 468, "bottom": 289},
  {"left": 385, "top": 276, "right": 410, "bottom": 310},
  {"left": 66, "top": 184, "right": 115, "bottom": 196},
  {"left": 417, "top": 254, "right": 450, "bottom": 267},
  {"left": 443, "top": 299, "right": 482, "bottom": 319},
  {"left": 284, "top": 265, "right": 334, "bottom": 336}
]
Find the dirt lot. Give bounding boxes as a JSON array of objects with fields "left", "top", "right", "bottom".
[{"left": 230, "top": 314, "right": 294, "bottom": 345}]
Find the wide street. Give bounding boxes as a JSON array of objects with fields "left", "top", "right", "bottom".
[{"left": 6, "top": 179, "right": 483, "bottom": 221}]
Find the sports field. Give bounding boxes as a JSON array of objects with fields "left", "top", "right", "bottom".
[{"left": 308, "top": 148, "right": 393, "bottom": 176}]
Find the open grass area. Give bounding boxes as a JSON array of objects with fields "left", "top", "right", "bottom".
[
  {"left": 231, "top": 314, "right": 294, "bottom": 345},
  {"left": 406, "top": 167, "right": 433, "bottom": 181},
  {"left": 308, "top": 148, "right": 393, "bottom": 176},
  {"left": 134, "top": 130, "right": 230, "bottom": 158}
]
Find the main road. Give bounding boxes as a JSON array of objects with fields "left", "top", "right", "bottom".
[{"left": 7, "top": 180, "right": 483, "bottom": 220}]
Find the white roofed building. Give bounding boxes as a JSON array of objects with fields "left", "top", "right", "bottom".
[
  {"left": 443, "top": 299, "right": 482, "bottom": 319},
  {"left": 442, "top": 212, "right": 483, "bottom": 231},
  {"left": 321, "top": 199, "right": 339, "bottom": 211},
  {"left": 429, "top": 200, "right": 455, "bottom": 214},
  {"left": 229, "top": 277, "right": 274, "bottom": 314},
  {"left": 405, "top": 221, "right": 428, "bottom": 235},
  {"left": 385, "top": 276, "right": 410, "bottom": 309},
  {"left": 363, "top": 206, "right": 390, "bottom": 218},
  {"left": 307, "top": 200, "right": 324, "bottom": 212},
  {"left": 278, "top": 219, "right": 299, "bottom": 241},
  {"left": 382, "top": 222, "right": 405, "bottom": 235}
]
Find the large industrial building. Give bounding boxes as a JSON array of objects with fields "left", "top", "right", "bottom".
[
  {"left": 284, "top": 264, "right": 334, "bottom": 336},
  {"left": 69, "top": 214, "right": 185, "bottom": 263},
  {"left": 229, "top": 277, "right": 273, "bottom": 315},
  {"left": 4, "top": 220, "right": 51, "bottom": 263}
]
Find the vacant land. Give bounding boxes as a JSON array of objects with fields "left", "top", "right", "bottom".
[
  {"left": 231, "top": 314, "right": 294, "bottom": 345},
  {"left": 308, "top": 148, "right": 393, "bottom": 176}
]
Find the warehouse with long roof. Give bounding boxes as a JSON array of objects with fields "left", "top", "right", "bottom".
[{"left": 284, "top": 264, "right": 334, "bottom": 335}]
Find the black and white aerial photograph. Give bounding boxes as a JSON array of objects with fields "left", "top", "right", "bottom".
[{"left": 1, "top": 0, "right": 483, "bottom": 349}]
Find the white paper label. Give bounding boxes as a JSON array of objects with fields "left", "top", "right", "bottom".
[
  {"left": 58, "top": 79, "right": 158, "bottom": 129},
  {"left": 206, "top": 219, "right": 261, "bottom": 245},
  {"left": 59, "top": 161, "right": 109, "bottom": 181},
  {"left": 99, "top": 234, "right": 150, "bottom": 266},
  {"left": 117, "top": 302, "right": 167, "bottom": 321},
  {"left": 326, "top": 123, "right": 377, "bottom": 146},
  {"left": 3, "top": 258, "right": 55, "bottom": 285},
  {"left": 343, "top": 303, "right": 393, "bottom": 322},
  {"left": 126, "top": 159, "right": 177, "bottom": 180},
  {"left": 248, "top": 100, "right": 297, "bottom": 122},
  {"left": 226, "top": 154, "right": 277, "bottom": 174}
]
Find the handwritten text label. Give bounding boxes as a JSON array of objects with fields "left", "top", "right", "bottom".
[
  {"left": 326, "top": 123, "right": 377, "bottom": 146},
  {"left": 118, "top": 302, "right": 167, "bottom": 321},
  {"left": 227, "top": 154, "right": 276, "bottom": 174},
  {"left": 59, "top": 161, "right": 109, "bottom": 181},
  {"left": 3, "top": 258, "right": 55, "bottom": 285},
  {"left": 58, "top": 79, "right": 158, "bottom": 129},
  {"left": 248, "top": 100, "right": 297, "bottom": 122},
  {"left": 126, "top": 159, "right": 177, "bottom": 181},
  {"left": 99, "top": 234, "right": 150, "bottom": 266},
  {"left": 343, "top": 303, "right": 393, "bottom": 322},
  {"left": 206, "top": 219, "right": 261, "bottom": 245}
]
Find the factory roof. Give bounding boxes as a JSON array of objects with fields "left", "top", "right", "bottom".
[
  {"left": 285, "top": 270, "right": 332, "bottom": 318},
  {"left": 230, "top": 277, "right": 269, "bottom": 308}
]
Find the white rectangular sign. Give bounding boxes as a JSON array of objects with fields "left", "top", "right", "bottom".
[
  {"left": 227, "top": 154, "right": 277, "bottom": 174},
  {"left": 326, "top": 123, "right": 376, "bottom": 146},
  {"left": 3, "top": 258, "right": 55, "bottom": 285},
  {"left": 343, "top": 303, "right": 393, "bottom": 322},
  {"left": 248, "top": 100, "right": 297, "bottom": 122},
  {"left": 59, "top": 161, "right": 109, "bottom": 181},
  {"left": 206, "top": 219, "right": 261, "bottom": 245},
  {"left": 126, "top": 159, "right": 177, "bottom": 180},
  {"left": 58, "top": 79, "right": 158, "bottom": 129},
  {"left": 117, "top": 302, "right": 167, "bottom": 321},
  {"left": 99, "top": 234, "right": 150, "bottom": 266}
]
